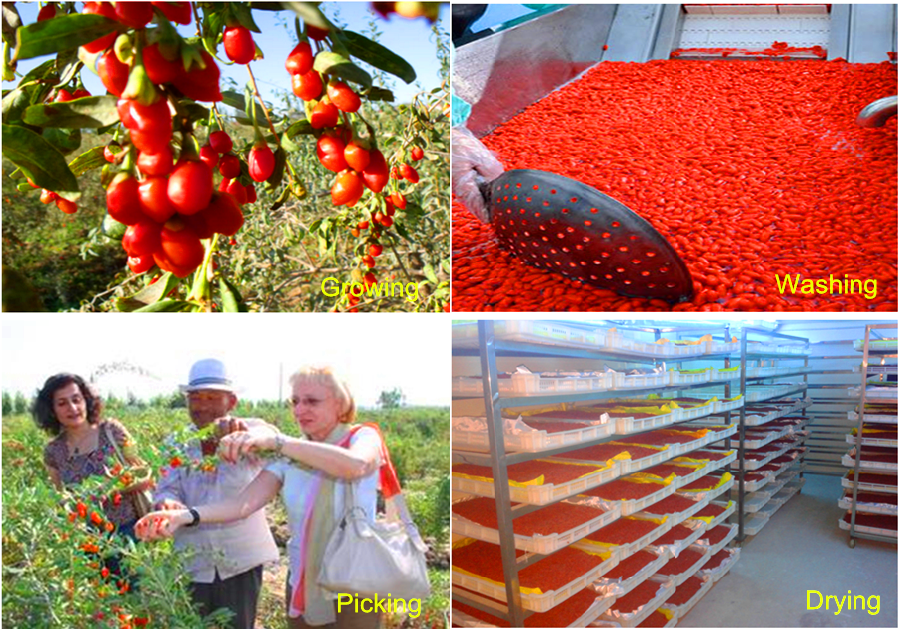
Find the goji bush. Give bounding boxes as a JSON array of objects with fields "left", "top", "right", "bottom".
[
  {"left": 2, "top": 1, "right": 449, "bottom": 312},
  {"left": 453, "top": 59, "right": 897, "bottom": 312}
]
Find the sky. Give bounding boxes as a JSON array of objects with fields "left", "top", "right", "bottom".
[
  {"left": 2, "top": 314, "right": 451, "bottom": 406},
  {"left": 6, "top": 1, "right": 448, "bottom": 105}
]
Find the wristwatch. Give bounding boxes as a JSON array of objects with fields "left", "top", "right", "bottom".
[
  {"left": 274, "top": 432, "right": 285, "bottom": 455},
  {"left": 185, "top": 507, "right": 201, "bottom": 527}
]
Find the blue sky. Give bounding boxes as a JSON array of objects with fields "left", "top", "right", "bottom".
[{"left": 7, "top": 2, "right": 448, "bottom": 105}]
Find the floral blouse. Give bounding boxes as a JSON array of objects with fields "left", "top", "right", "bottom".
[{"left": 43, "top": 419, "right": 139, "bottom": 526}]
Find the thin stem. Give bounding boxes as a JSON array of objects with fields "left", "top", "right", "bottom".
[{"left": 386, "top": 232, "right": 414, "bottom": 284}]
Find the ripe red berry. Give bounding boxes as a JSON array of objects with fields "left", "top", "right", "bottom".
[
  {"left": 410, "top": 146, "right": 424, "bottom": 161},
  {"left": 307, "top": 24, "right": 329, "bottom": 40},
  {"left": 361, "top": 148, "right": 389, "bottom": 193},
  {"left": 167, "top": 160, "right": 213, "bottom": 215},
  {"left": 400, "top": 162, "right": 419, "bottom": 183},
  {"left": 316, "top": 135, "right": 348, "bottom": 172},
  {"left": 72, "top": 88, "right": 91, "bottom": 98},
  {"left": 362, "top": 254, "right": 375, "bottom": 268},
  {"left": 150, "top": 1, "right": 192, "bottom": 25},
  {"left": 209, "top": 130, "right": 233, "bottom": 154},
  {"left": 199, "top": 144, "right": 219, "bottom": 170},
  {"left": 285, "top": 41, "right": 313, "bottom": 76},
  {"left": 103, "top": 144, "right": 120, "bottom": 163},
  {"left": 331, "top": 171, "right": 364, "bottom": 206},
  {"left": 55, "top": 88, "right": 74, "bottom": 102},
  {"left": 138, "top": 176, "right": 177, "bottom": 223},
  {"left": 127, "top": 255, "right": 155, "bottom": 274},
  {"left": 358, "top": 220, "right": 369, "bottom": 230},
  {"left": 106, "top": 174, "right": 145, "bottom": 225},
  {"left": 223, "top": 25, "right": 256, "bottom": 65},
  {"left": 379, "top": 214, "right": 393, "bottom": 228},
  {"left": 137, "top": 147, "right": 174, "bottom": 176},
  {"left": 244, "top": 182, "right": 256, "bottom": 203},
  {"left": 326, "top": 80, "right": 361, "bottom": 113},
  {"left": 40, "top": 189, "right": 59, "bottom": 204},
  {"left": 201, "top": 192, "right": 244, "bottom": 236},
  {"left": 218, "top": 153, "right": 241, "bottom": 179},
  {"left": 344, "top": 142, "right": 370, "bottom": 172},
  {"left": 248, "top": 144, "right": 275, "bottom": 182},
  {"left": 122, "top": 220, "right": 162, "bottom": 257},
  {"left": 172, "top": 49, "right": 222, "bottom": 102},
  {"left": 37, "top": 4, "right": 56, "bottom": 21},
  {"left": 369, "top": 243, "right": 383, "bottom": 257},
  {"left": 115, "top": 1, "right": 153, "bottom": 29},
  {"left": 390, "top": 191, "right": 407, "bottom": 210},
  {"left": 56, "top": 198, "right": 78, "bottom": 214},
  {"left": 291, "top": 70, "right": 322, "bottom": 101},
  {"left": 310, "top": 101, "right": 339, "bottom": 129},
  {"left": 158, "top": 221, "right": 204, "bottom": 274},
  {"left": 363, "top": 271, "right": 376, "bottom": 288},
  {"left": 81, "top": 2, "right": 117, "bottom": 54},
  {"left": 223, "top": 178, "right": 248, "bottom": 205},
  {"left": 142, "top": 42, "right": 181, "bottom": 85}
]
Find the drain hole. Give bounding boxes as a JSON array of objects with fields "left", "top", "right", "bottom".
[
  {"left": 630, "top": 234, "right": 638, "bottom": 241},
  {"left": 550, "top": 189, "right": 557, "bottom": 194},
  {"left": 520, "top": 220, "right": 528, "bottom": 226},
  {"left": 624, "top": 280, "right": 632, "bottom": 285},
  {"left": 660, "top": 267, "right": 669, "bottom": 273},
  {"left": 601, "top": 252, "right": 611, "bottom": 258},
  {"left": 526, "top": 197, "right": 532, "bottom": 202},
  {"left": 605, "top": 274, "right": 613, "bottom": 279},
  {"left": 562, "top": 247, "right": 570, "bottom": 253},
  {"left": 550, "top": 218, "right": 558, "bottom": 225},
  {"left": 648, "top": 282, "right": 657, "bottom": 288},
  {"left": 570, "top": 197, "right": 578, "bottom": 203},
  {"left": 646, "top": 251, "right": 657, "bottom": 258},
  {"left": 602, "top": 232, "right": 611, "bottom": 239},
  {"left": 585, "top": 220, "right": 592, "bottom": 227},
  {"left": 611, "top": 221, "right": 620, "bottom": 228},
  {"left": 632, "top": 259, "right": 641, "bottom": 265},
  {"left": 641, "top": 271, "right": 650, "bottom": 276},
  {"left": 576, "top": 245, "right": 583, "bottom": 250},
  {"left": 533, "top": 185, "right": 539, "bottom": 190},
  {"left": 550, "top": 248, "right": 557, "bottom": 254},
  {"left": 562, "top": 208, "right": 569, "bottom": 214},
  {"left": 569, "top": 262, "right": 577, "bottom": 267},
  {"left": 566, "top": 227, "right": 575, "bottom": 233},
  {"left": 535, "top": 212, "right": 541, "bottom": 217},
  {"left": 593, "top": 260, "right": 601, "bottom": 265},
  {"left": 667, "top": 282, "right": 676, "bottom": 288},
  {"left": 616, "top": 267, "right": 625, "bottom": 273},
  {"left": 619, "top": 246, "right": 628, "bottom": 252},
  {"left": 516, "top": 183, "right": 522, "bottom": 188},
  {"left": 557, "top": 233, "right": 565, "bottom": 239},
  {"left": 519, "top": 208, "right": 525, "bottom": 214},
  {"left": 543, "top": 201, "right": 550, "bottom": 207},
  {"left": 504, "top": 184, "right": 510, "bottom": 189},
  {"left": 590, "top": 208, "right": 598, "bottom": 214},
  {"left": 512, "top": 195, "right": 518, "bottom": 201}
]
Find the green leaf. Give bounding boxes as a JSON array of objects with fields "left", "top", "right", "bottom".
[
  {"left": 341, "top": 30, "right": 416, "bottom": 84},
  {"left": 219, "top": 277, "right": 248, "bottom": 312},
  {"left": 23, "top": 95, "right": 119, "bottom": 128},
  {"left": 282, "top": 3, "right": 333, "bottom": 30},
  {"left": 1, "top": 123, "right": 79, "bottom": 198},
  {"left": 423, "top": 264, "right": 438, "bottom": 285},
  {"left": 43, "top": 127, "right": 81, "bottom": 155},
  {"left": 2, "top": 4, "right": 22, "bottom": 47},
  {"left": 308, "top": 218, "right": 323, "bottom": 233},
  {"left": 2, "top": 86, "right": 32, "bottom": 125},
  {"left": 267, "top": 145, "right": 287, "bottom": 187},
  {"left": 14, "top": 14, "right": 120, "bottom": 61},
  {"left": 365, "top": 86, "right": 395, "bottom": 103},
  {"left": 19, "top": 58, "right": 56, "bottom": 84},
  {"left": 441, "top": 259, "right": 451, "bottom": 275},
  {"left": 402, "top": 202, "right": 425, "bottom": 219},
  {"left": 132, "top": 299, "right": 194, "bottom": 312},
  {"left": 285, "top": 119, "right": 313, "bottom": 139},
  {"left": 231, "top": 3, "right": 261, "bottom": 33},
  {"left": 394, "top": 222, "right": 412, "bottom": 242},
  {"left": 313, "top": 52, "right": 371, "bottom": 88},
  {"left": 221, "top": 89, "right": 247, "bottom": 112},
  {"left": 68, "top": 145, "right": 107, "bottom": 177},
  {"left": 116, "top": 273, "right": 181, "bottom": 311}
]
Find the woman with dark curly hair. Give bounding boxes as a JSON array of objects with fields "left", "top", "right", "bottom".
[{"left": 34, "top": 373, "right": 148, "bottom": 538}]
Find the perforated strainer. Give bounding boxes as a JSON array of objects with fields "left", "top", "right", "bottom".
[{"left": 483, "top": 169, "right": 694, "bottom": 302}]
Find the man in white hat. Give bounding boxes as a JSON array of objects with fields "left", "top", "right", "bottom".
[{"left": 152, "top": 358, "right": 280, "bottom": 629}]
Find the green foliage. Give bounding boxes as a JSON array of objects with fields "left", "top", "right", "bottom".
[{"left": 377, "top": 387, "right": 405, "bottom": 409}]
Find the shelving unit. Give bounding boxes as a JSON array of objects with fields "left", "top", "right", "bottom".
[
  {"left": 451, "top": 321, "right": 748, "bottom": 626},
  {"left": 841, "top": 324, "right": 898, "bottom": 548}
]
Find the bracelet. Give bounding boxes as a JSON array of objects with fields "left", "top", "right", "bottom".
[{"left": 185, "top": 507, "right": 201, "bottom": 528}]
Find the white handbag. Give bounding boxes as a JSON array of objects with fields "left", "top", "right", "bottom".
[{"left": 318, "top": 425, "right": 431, "bottom": 600}]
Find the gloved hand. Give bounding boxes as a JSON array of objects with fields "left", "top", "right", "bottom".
[{"left": 451, "top": 126, "right": 505, "bottom": 223}]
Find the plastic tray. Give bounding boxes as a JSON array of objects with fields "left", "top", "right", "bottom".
[
  {"left": 453, "top": 372, "right": 620, "bottom": 397},
  {"left": 711, "top": 367, "right": 742, "bottom": 383},
  {"left": 839, "top": 515, "right": 898, "bottom": 539},
  {"left": 648, "top": 523, "right": 708, "bottom": 560},
  {"left": 716, "top": 396, "right": 745, "bottom": 413},
  {"left": 731, "top": 425, "right": 790, "bottom": 450},
  {"left": 452, "top": 460, "right": 623, "bottom": 506},
  {"left": 677, "top": 400, "right": 717, "bottom": 421},
  {"left": 697, "top": 547, "right": 741, "bottom": 583},
  {"left": 853, "top": 338, "right": 898, "bottom": 352},
  {"left": 847, "top": 410, "right": 898, "bottom": 425},
  {"left": 743, "top": 399, "right": 812, "bottom": 427},
  {"left": 594, "top": 578, "right": 676, "bottom": 628},
  {"left": 838, "top": 492, "right": 897, "bottom": 516},
  {"left": 636, "top": 493, "right": 711, "bottom": 527},
  {"left": 650, "top": 548, "right": 710, "bottom": 587},
  {"left": 452, "top": 500, "right": 623, "bottom": 555},
  {"left": 574, "top": 517, "right": 673, "bottom": 562},
  {"left": 841, "top": 448, "right": 898, "bottom": 473},
  {"left": 694, "top": 523, "right": 738, "bottom": 556},
  {"left": 451, "top": 550, "right": 621, "bottom": 613},
  {"left": 575, "top": 481, "right": 678, "bottom": 517},
  {"left": 452, "top": 320, "right": 606, "bottom": 350},
  {"left": 613, "top": 409, "right": 681, "bottom": 436},
  {"left": 705, "top": 340, "right": 739, "bottom": 355},
  {"left": 661, "top": 575, "right": 714, "bottom": 620},
  {"left": 846, "top": 432, "right": 899, "bottom": 448},
  {"left": 591, "top": 550, "right": 670, "bottom": 599},
  {"left": 678, "top": 477, "right": 734, "bottom": 504},
  {"left": 841, "top": 471, "right": 898, "bottom": 494},
  {"left": 625, "top": 446, "right": 677, "bottom": 474},
  {"left": 690, "top": 500, "right": 736, "bottom": 530},
  {"left": 604, "top": 330, "right": 672, "bottom": 357},
  {"left": 452, "top": 416, "right": 615, "bottom": 453},
  {"left": 670, "top": 370, "right": 712, "bottom": 386},
  {"left": 618, "top": 371, "right": 671, "bottom": 390},
  {"left": 745, "top": 383, "right": 807, "bottom": 403},
  {"left": 451, "top": 589, "right": 616, "bottom": 629},
  {"left": 851, "top": 386, "right": 898, "bottom": 402}
]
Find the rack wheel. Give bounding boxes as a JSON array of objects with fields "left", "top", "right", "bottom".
[{"left": 849, "top": 538, "right": 856, "bottom": 549}]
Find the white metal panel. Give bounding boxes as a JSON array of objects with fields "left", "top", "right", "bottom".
[{"left": 679, "top": 15, "right": 830, "bottom": 50}]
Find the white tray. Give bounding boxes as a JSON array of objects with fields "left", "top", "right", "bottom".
[
  {"left": 847, "top": 410, "right": 898, "bottom": 425},
  {"left": 650, "top": 548, "right": 710, "bottom": 587},
  {"left": 670, "top": 370, "right": 712, "bottom": 385},
  {"left": 692, "top": 523, "right": 738, "bottom": 556},
  {"left": 851, "top": 386, "right": 898, "bottom": 402},
  {"left": 841, "top": 448, "right": 898, "bottom": 473},
  {"left": 636, "top": 492, "right": 711, "bottom": 527},
  {"left": 745, "top": 383, "right": 807, "bottom": 403},
  {"left": 697, "top": 547, "right": 741, "bottom": 582},
  {"left": 731, "top": 425, "right": 791, "bottom": 450},
  {"left": 604, "top": 330, "right": 672, "bottom": 357},
  {"left": 648, "top": 523, "right": 708, "bottom": 560},
  {"left": 594, "top": 577, "right": 676, "bottom": 628},
  {"left": 742, "top": 511, "right": 770, "bottom": 536},
  {"left": 838, "top": 492, "right": 897, "bottom": 516},
  {"left": 574, "top": 482, "right": 677, "bottom": 517},
  {"left": 688, "top": 500, "right": 735, "bottom": 529},
  {"left": 711, "top": 367, "right": 742, "bottom": 382},
  {"left": 717, "top": 396, "right": 745, "bottom": 413},
  {"left": 839, "top": 516, "right": 898, "bottom": 539},
  {"left": 452, "top": 460, "right": 623, "bottom": 505},
  {"left": 661, "top": 575, "right": 714, "bottom": 620},
  {"left": 452, "top": 415, "right": 615, "bottom": 453},
  {"left": 678, "top": 477, "right": 734, "bottom": 503},
  {"left": 451, "top": 588, "right": 615, "bottom": 629},
  {"left": 624, "top": 446, "right": 677, "bottom": 474},
  {"left": 612, "top": 409, "right": 681, "bottom": 436},
  {"left": 451, "top": 549, "right": 620, "bottom": 613},
  {"left": 452, "top": 320, "right": 606, "bottom": 350},
  {"left": 854, "top": 338, "right": 898, "bottom": 352},
  {"left": 846, "top": 432, "right": 899, "bottom": 448},
  {"left": 592, "top": 550, "right": 670, "bottom": 599},
  {"left": 451, "top": 500, "right": 623, "bottom": 555},
  {"left": 841, "top": 471, "right": 898, "bottom": 495},
  {"left": 574, "top": 518, "right": 673, "bottom": 563},
  {"left": 618, "top": 371, "right": 671, "bottom": 389}
]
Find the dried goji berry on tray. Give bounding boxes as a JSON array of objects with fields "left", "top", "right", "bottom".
[
  {"left": 842, "top": 512, "right": 898, "bottom": 530},
  {"left": 581, "top": 478, "right": 667, "bottom": 502},
  {"left": 452, "top": 585, "right": 599, "bottom": 628},
  {"left": 701, "top": 548, "right": 732, "bottom": 572},
  {"left": 453, "top": 460, "right": 605, "bottom": 485},
  {"left": 581, "top": 517, "right": 662, "bottom": 546},
  {"left": 453, "top": 540, "right": 606, "bottom": 592},
  {"left": 699, "top": 524, "right": 734, "bottom": 545},
  {"left": 638, "top": 610, "right": 672, "bottom": 628},
  {"left": 604, "top": 550, "right": 660, "bottom": 580},
  {"left": 608, "top": 579, "right": 666, "bottom": 614},
  {"left": 452, "top": 497, "right": 608, "bottom": 536},
  {"left": 642, "top": 493, "right": 698, "bottom": 515},
  {"left": 655, "top": 548, "right": 707, "bottom": 576},
  {"left": 692, "top": 502, "right": 727, "bottom": 518},
  {"left": 666, "top": 575, "right": 705, "bottom": 607},
  {"left": 652, "top": 524, "right": 697, "bottom": 546}
]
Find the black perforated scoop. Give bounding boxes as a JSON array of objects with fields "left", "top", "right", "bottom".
[{"left": 483, "top": 169, "right": 693, "bottom": 303}]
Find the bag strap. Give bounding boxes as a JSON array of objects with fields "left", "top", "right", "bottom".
[
  {"left": 338, "top": 423, "right": 402, "bottom": 499},
  {"left": 103, "top": 421, "right": 127, "bottom": 468}
]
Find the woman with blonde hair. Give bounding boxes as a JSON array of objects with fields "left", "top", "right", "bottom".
[{"left": 137, "top": 367, "right": 385, "bottom": 629}]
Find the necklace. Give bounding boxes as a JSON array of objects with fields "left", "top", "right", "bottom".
[{"left": 68, "top": 428, "right": 96, "bottom": 456}]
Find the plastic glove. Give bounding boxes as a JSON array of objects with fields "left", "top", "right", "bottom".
[{"left": 451, "top": 126, "right": 505, "bottom": 223}]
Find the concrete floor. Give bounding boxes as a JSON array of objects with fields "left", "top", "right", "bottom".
[{"left": 678, "top": 473, "right": 897, "bottom": 628}]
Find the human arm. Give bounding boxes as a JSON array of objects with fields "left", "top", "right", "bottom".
[
  {"left": 136, "top": 469, "right": 282, "bottom": 541},
  {"left": 451, "top": 125, "right": 504, "bottom": 223},
  {"left": 218, "top": 427, "right": 381, "bottom": 480}
]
